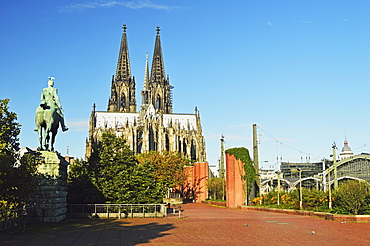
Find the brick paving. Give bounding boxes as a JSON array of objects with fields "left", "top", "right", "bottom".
[{"left": 1, "top": 203, "right": 370, "bottom": 245}]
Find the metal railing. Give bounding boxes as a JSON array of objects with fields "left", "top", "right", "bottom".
[
  {"left": 67, "top": 204, "right": 167, "bottom": 218},
  {"left": 0, "top": 207, "right": 35, "bottom": 231}
]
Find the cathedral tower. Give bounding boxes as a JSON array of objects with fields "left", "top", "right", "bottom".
[
  {"left": 141, "top": 26, "right": 173, "bottom": 114},
  {"left": 86, "top": 25, "right": 206, "bottom": 163},
  {"left": 108, "top": 24, "right": 136, "bottom": 112}
]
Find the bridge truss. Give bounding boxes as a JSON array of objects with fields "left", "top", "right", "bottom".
[{"left": 260, "top": 154, "right": 370, "bottom": 193}]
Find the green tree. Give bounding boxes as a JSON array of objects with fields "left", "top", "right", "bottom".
[
  {"left": 92, "top": 131, "right": 138, "bottom": 203},
  {"left": 129, "top": 159, "right": 167, "bottom": 203},
  {"left": 137, "top": 151, "right": 188, "bottom": 190},
  {"left": 67, "top": 158, "right": 105, "bottom": 204},
  {"left": 0, "top": 98, "right": 20, "bottom": 151},
  {"left": 0, "top": 99, "right": 39, "bottom": 209},
  {"left": 207, "top": 177, "right": 225, "bottom": 200},
  {"left": 334, "top": 180, "right": 370, "bottom": 215},
  {"left": 85, "top": 134, "right": 189, "bottom": 204}
]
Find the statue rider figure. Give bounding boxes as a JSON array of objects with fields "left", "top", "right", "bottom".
[{"left": 35, "top": 77, "right": 68, "bottom": 132}]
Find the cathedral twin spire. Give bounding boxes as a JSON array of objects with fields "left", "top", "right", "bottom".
[{"left": 108, "top": 24, "right": 172, "bottom": 114}]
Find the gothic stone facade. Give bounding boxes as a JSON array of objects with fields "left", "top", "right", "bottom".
[{"left": 86, "top": 25, "right": 206, "bottom": 162}]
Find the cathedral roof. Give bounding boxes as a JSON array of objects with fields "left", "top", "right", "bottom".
[{"left": 94, "top": 111, "right": 198, "bottom": 130}]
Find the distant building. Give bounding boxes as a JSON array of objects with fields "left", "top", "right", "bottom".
[
  {"left": 259, "top": 169, "right": 278, "bottom": 181},
  {"left": 85, "top": 25, "right": 206, "bottom": 162},
  {"left": 63, "top": 155, "right": 75, "bottom": 165},
  {"left": 339, "top": 138, "right": 354, "bottom": 160},
  {"left": 280, "top": 160, "right": 331, "bottom": 180}
]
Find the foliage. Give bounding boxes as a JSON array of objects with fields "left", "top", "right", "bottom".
[
  {"left": 136, "top": 151, "right": 189, "bottom": 203},
  {"left": 67, "top": 158, "right": 105, "bottom": 204},
  {"left": 0, "top": 152, "right": 41, "bottom": 210},
  {"left": 136, "top": 151, "right": 188, "bottom": 189},
  {"left": 251, "top": 180, "right": 370, "bottom": 215},
  {"left": 300, "top": 188, "right": 332, "bottom": 211},
  {"left": 128, "top": 159, "right": 167, "bottom": 204},
  {"left": 0, "top": 99, "right": 40, "bottom": 209},
  {"left": 225, "top": 147, "right": 255, "bottom": 196},
  {"left": 91, "top": 131, "right": 138, "bottom": 203},
  {"left": 0, "top": 98, "right": 21, "bottom": 151},
  {"left": 207, "top": 177, "right": 225, "bottom": 200},
  {"left": 332, "top": 180, "right": 370, "bottom": 215},
  {"left": 251, "top": 188, "right": 332, "bottom": 212},
  {"left": 72, "top": 133, "right": 190, "bottom": 204}
]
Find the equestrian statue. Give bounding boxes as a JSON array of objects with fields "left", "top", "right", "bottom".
[{"left": 35, "top": 77, "right": 68, "bottom": 151}]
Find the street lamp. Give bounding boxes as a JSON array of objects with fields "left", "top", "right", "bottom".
[
  {"left": 327, "top": 142, "right": 337, "bottom": 209},
  {"left": 328, "top": 169, "right": 332, "bottom": 209},
  {"left": 245, "top": 175, "right": 248, "bottom": 206},
  {"left": 332, "top": 142, "right": 338, "bottom": 189},
  {"left": 275, "top": 170, "right": 281, "bottom": 205},
  {"left": 297, "top": 168, "right": 303, "bottom": 210}
]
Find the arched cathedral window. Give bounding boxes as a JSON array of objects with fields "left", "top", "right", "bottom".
[
  {"left": 156, "top": 95, "right": 161, "bottom": 109},
  {"left": 120, "top": 94, "right": 126, "bottom": 108},
  {"left": 191, "top": 140, "right": 197, "bottom": 161},
  {"left": 165, "top": 134, "right": 170, "bottom": 151}
]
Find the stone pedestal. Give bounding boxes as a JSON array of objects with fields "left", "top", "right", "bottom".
[{"left": 32, "top": 151, "right": 68, "bottom": 223}]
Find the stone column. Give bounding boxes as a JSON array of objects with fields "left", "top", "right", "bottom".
[{"left": 32, "top": 151, "right": 68, "bottom": 223}]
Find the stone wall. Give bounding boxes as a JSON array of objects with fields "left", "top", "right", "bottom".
[{"left": 31, "top": 151, "right": 68, "bottom": 223}]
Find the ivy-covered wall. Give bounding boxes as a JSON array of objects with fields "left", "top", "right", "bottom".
[{"left": 225, "top": 147, "right": 255, "bottom": 196}]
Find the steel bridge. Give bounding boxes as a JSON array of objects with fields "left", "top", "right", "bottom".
[{"left": 260, "top": 154, "right": 370, "bottom": 193}]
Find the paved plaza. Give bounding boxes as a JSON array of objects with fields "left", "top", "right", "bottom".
[{"left": 1, "top": 203, "right": 370, "bottom": 245}]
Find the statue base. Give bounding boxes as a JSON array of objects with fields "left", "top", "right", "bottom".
[{"left": 32, "top": 151, "right": 68, "bottom": 223}]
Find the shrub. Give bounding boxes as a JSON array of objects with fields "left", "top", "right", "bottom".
[
  {"left": 251, "top": 188, "right": 333, "bottom": 212},
  {"left": 333, "top": 180, "right": 370, "bottom": 215}
]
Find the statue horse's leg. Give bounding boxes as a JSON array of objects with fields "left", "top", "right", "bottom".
[
  {"left": 36, "top": 107, "right": 45, "bottom": 151},
  {"left": 50, "top": 111, "right": 60, "bottom": 152},
  {"left": 37, "top": 127, "right": 43, "bottom": 151},
  {"left": 45, "top": 128, "right": 51, "bottom": 151},
  {"left": 50, "top": 129, "right": 57, "bottom": 152},
  {"left": 42, "top": 126, "right": 48, "bottom": 151},
  {"left": 44, "top": 120, "right": 53, "bottom": 151}
]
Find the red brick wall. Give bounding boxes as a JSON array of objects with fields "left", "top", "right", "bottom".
[
  {"left": 184, "top": 162, "right": 209, "bottom": 203},
  {"left": 226, "top": 153, "right": 246, "bottom": 208}
]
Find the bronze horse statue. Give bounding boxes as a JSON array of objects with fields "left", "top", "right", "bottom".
[
  {"left": 35, "top": 77, "right": 68, "bottom": 152},
  {"left": 35, "top": 103, "right": 61, "bottom": 151}
]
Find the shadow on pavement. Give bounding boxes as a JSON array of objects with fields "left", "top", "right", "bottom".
[{"left": 0, "top": 218, "right": 175, "bottom": 246}]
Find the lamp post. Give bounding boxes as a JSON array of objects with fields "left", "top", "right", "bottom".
[
  {"left": 332, "top": 142, "right": 338, "bottom": 190},
  {"left": 245, "top": 175, "right": 248, "bottom": 206},
  {"left": 327, "top": 142, "right": 337, "bottom": 209},
  {"left": 297, "top": 168, "right": 303, "bottom": 210},
  {"left": 328, "top": 168, "right": 332, "bottom": 209},
  {"left": 275, "top": 170, "right": 281, "bottom": 205}
]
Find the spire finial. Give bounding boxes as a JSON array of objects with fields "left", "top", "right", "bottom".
[
  {"left": 123, "top": 23, "right": 127, "bottom": 33},
  {"left": 156, "top": 26, "right": 160, "bottom": 34}
]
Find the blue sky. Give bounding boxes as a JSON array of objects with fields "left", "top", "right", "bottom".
[{"left": 1, "top": 0, "right": 370, "bottom": 172}]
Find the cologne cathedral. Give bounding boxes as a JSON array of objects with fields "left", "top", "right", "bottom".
[{"left": 85, "top": 25, "right": 207, "bottom": 162}]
